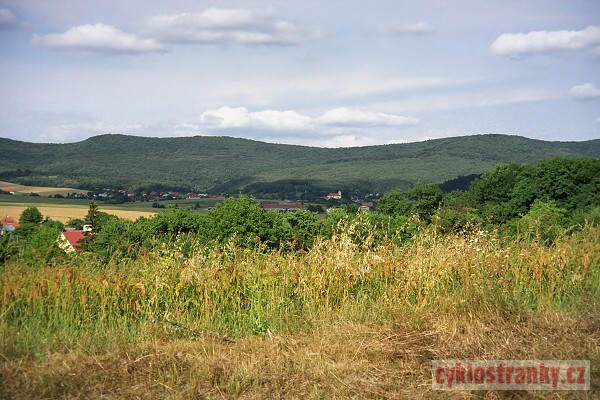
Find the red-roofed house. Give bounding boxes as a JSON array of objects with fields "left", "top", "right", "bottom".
[
  {"left": 59, "top": 229, "right": 87, "bottom": 253},
  {"left": 0, "top": 215, "right": 19, "bottom": 232},
  {"left": 360, "top": 201, "right": 374, "bottom": 211},
  {"left": 325, "top": 190, "right": 342, "bottom": 200}
]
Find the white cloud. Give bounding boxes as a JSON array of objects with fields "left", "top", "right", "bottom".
[
  {"left": 32, "top": 23, "right": 166, "bottom": 54},
  {"left": 491, "top": 25, "right": 600, "bottom": 56},
  {"left": 0, "top": 8, "right": 15, "bottom": 29},
  {"left": 389, "top": 22, "right": 434, "bottom": 35},
  {"left": 144, "top": 8, "right": 322, "bottom": 45},
  {"left": 596, "top": 117, "right": 600, "bottom": 124},
  {"left": 199, "top": 106, "right": 418, "bottom": 132},
  {"left": 317, "top": 108, "right": 419, "bottom": 127},
  {"left": 569, "top": 83, "right": 600, "bottom": 100},
  {"left": 200, "top": 106, "right": 315, "bottom": 131}
]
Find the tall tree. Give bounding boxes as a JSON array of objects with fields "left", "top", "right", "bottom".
[{"left": 19, "top": 206, "right": 43, "bottom": 225}]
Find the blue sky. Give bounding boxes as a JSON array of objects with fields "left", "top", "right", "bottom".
[{"left": 0, "top": 0, "right": 599, "bottom": 147}]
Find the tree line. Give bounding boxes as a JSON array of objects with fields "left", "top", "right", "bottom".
[{"left": 1, "top": 157, "right": 597, "bottom": 265}]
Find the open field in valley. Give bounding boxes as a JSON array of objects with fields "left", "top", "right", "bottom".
[
  {"left": 0, "top": 180, "right": 86, "bottom": 196},
  {"left": 0, "top": 203, "right": 156, "bottom": 223}
]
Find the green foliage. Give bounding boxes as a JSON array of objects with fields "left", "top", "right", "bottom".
[
  {"left": 66, "top": 218, "right": 85, "bottom": 230},
  {"left": 407, "top": 183, "right": 443, "bottom": 222},
  {"left": 510, "top": 199, "right": 569, "bottom": 244},
  {"left": 509, "top": 157, "right": 600, "bottom": 216},
  {"left": 469, "top": 162, "right": 533, "bottom": 224},
  {"left": 19, "top": 206, "right": 43, "bottom": 225},
  {"left": 20, "top": 224, "right": 65, "bottom": 263},
  {"left": 376, "top": 191, "right": 411, "bottom": 216},
  {"left": 1, "top": 134, "right": 597, "bottom": 195},
  {"left": 285, "top": 211, "right": 319, "bottom": 249},
  {"left": 203, "top": 195, "right": 282, "bottom": 248},
  {"left": 86, "top": 218, "right": 136, "bottom": 260},
  {"left": 84, "top": 200, "right": 100, "bottom": 229}
]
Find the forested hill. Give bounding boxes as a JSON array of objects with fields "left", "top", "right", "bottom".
[{"left": 0, "top": 134, "right": 598, "bottom": 196}]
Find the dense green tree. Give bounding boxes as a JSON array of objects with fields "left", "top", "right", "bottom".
[
  {"left": 85, "top": 201, "right": 100, "bottom": 230},
  {"left": 204, "top": 195, "right": 277, "bottom": 248},
  {"left": 285, "top": 210, "right": 319, "bottom": 249},
  {"left": 469, "top": 162, "right": 534, "bottom": 224},
  {"left": 19, "top": 206, "right": 43, "bottom": 226},
  {"left": 376, "top": 191, "right": 411, "bottom": 216},
  {"left": 407, "top": 183, "right": 444, "bottom": 222},
  {"left": 509, "top": 158, "right": 600, "bottom": 216},
  {"left": 507, "top": 199, "right": 569, "bottom": 244},
  {"left": 21, "top": 224, "right": 65, "bottom": 263},
  {"left": 66, "top": 218, "right": 85, "bottom": 230},
  {"left": 470, "top": 163, "right": 531, "bottom": 205}
]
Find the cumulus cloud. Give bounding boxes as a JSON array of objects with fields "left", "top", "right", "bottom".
[
  {"left": 317, "top": 107, "right": 419, "bottom": 127},
  {"left": 200, "top": 106, "right": 315, "bottom": 131},
  {"left": 491, "top": 25, "right": 600, "bottom": 56},
  {"left": 144, "top": 8, "right": 322, "bottom": 45},
  {"left": 32, "top": 23, "right": 166, "bottom": 54},
  {"left": 0, "top": 8, "right": 15, "bottom": 29},
  {"left": 569, "top": 83, "right": 600, "bottom": 100},
  {"left": 199, "top": 106, "right": 418, "bottom": 132}
]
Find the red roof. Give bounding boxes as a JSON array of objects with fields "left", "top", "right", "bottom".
[
  {"left": 361, "top": 202, "right": 374, "bottom": 207},
  {"left": 1, "top": 215, "right": 19, "bottom": 227},
  {"left": 63, "top": 230, "right": 86, "bottom": 251}
]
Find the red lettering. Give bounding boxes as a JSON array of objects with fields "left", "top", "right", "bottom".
[
  {"left": 496, "top": 364, "right": 505, "bottom": 383},
  {"left": 577, "top": 367, "right": 586, "bottom": 384},
  {"left": 435, "top": 367, "right": 445, "bottom": 384},
  {"left": 486, "top": 366, "right": 495, "bottom": 383},
  {"left": 505, "top": 366, "right": 514, "bottom": 383},
  {"left": 467, "top": 363, "right": 473, "bottom": 383},
  {"left": 550, "top": 367, "right": 560, "bottom": 388},
  {"left": 514, "top": 367, "right": 525, "bottom": 384},
  {"left": 526, "top": 367, "right": 538, "bottom": 383},
  {"left": 539, "top": 363, "right": 549, "bottom": 384},
  {"left": 444, "top": 366, "right": 454, "bottom": 388},
  {"left": 455, "top": 363, "right": 466, "bottom": 384},
  {"left": 567, "top": 367, "right": 576, "bottom": 384},
  {"left": 474, "top": 367, "right": 485, "bottom": 384}
]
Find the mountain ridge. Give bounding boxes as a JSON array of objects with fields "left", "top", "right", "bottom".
[{"left": 1, "top": 133, "right": 598, "bottom": 197}]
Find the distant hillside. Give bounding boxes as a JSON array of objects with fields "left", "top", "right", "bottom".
[{"left": 1, "top": 134, "right": 598, "bottom": 198}]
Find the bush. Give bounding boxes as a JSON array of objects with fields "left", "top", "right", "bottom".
[{"left": 511, "top": 199, "right": 569, "bottom": 244}]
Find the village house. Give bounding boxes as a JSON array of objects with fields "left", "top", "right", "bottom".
[
  {"left": 324, "top": 190, "right": 342, "bottom": 200},
  {"left": 0, "top": 215, "right": 19, "bottom": 233},
  {"left": 360, "top": 201, "right": 374, "bottom": 211},
  {"left": 58, "top": 225, "right": 91, "bottom": 253}
]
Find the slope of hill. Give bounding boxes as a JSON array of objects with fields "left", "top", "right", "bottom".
[{"left": 0, "top": 134, "right": 598, "bottom": 196}]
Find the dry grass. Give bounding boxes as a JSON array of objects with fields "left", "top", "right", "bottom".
[
  {"left": 0, "top": 180, "right": 85, "bottom": 196},
  {"left": 1, "top": 226, "right": 598, "bottom": 398},
  {"left": 0, "top": 203, "right": 155, "bottom": 223},
  {"left": 1, "top": 312, "right": 597, "bottom": 399}
]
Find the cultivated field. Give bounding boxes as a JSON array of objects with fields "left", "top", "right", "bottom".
[
  {"left": 0, "top": 180, "right": 86, "bottom": 196},
  {"left": 0, "top": 203, "right": 155, "bottom": 223}
]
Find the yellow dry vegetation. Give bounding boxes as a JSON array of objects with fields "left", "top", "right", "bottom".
[
  {"left": 0, "top": 204, "right": 155, "bottom": 223},
  {"left": 0, "top": 181, "right": 86, "bottom": 196}
]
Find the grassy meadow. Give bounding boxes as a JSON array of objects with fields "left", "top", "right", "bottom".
[{"left": 1, "top": 225, "right": 598, "bottom": 398}]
